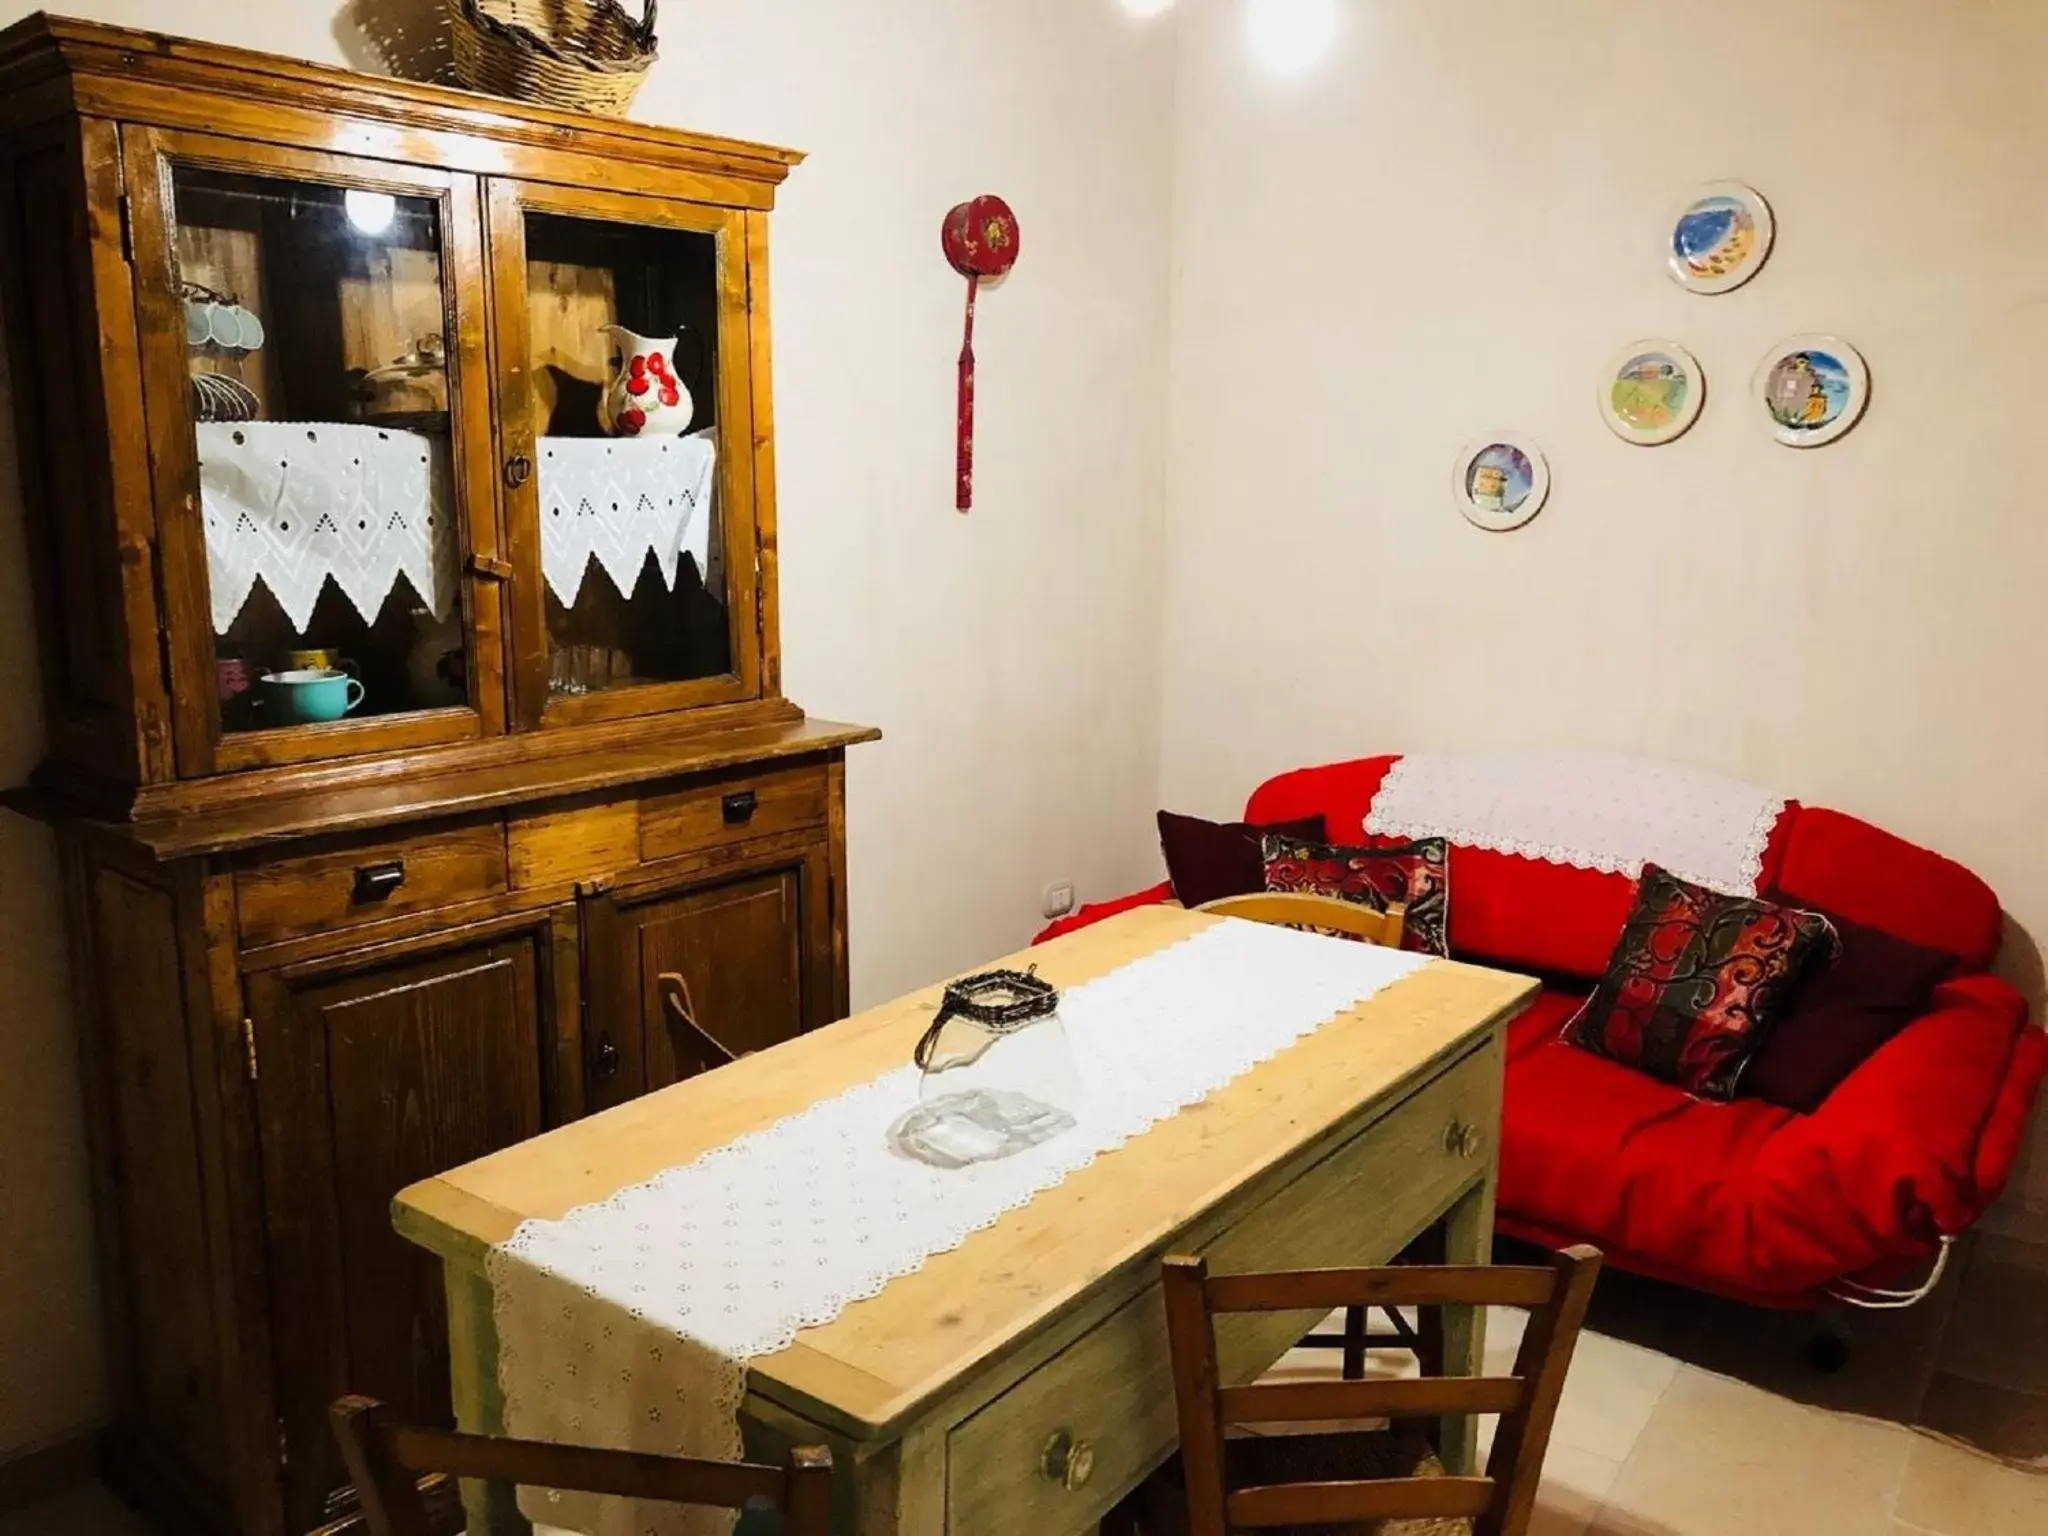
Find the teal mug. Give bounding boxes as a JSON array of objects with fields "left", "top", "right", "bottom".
[{"left": 260, "top": 668, "right": 365, "bottom": 725}]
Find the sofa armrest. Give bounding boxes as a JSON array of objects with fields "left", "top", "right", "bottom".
[
  {"left": 1755, "top": 976, "right": 2040, "bottom": 1268},
  {"left": 1033, "top": 882, "right": 1177, "bottom": 945}
]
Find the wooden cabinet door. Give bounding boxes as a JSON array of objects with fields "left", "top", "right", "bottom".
[
  {"left": 584, "top": 845, "right": 832, "bottom": 1112},
  {"left": 247, "top": 910, "right": 576, "bottom": 1531},
  {"left": 482, "top": 177, "right": 767, "bottom": 732},
  {"left": 120, "top": 125, "right": 509, "bottom": 777}
]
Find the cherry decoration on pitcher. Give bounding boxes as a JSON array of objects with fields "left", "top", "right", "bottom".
[{"left": 942, "top": 195, "right": 1020, "bottom": 511}]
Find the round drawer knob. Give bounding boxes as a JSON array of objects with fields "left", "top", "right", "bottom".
[
  {"left": 1040, "top": 1429, "right": 1096, "bottom": 1491},
  {"left": 1444, "top": 1119, "right": 1482, "bottom": 1160}
]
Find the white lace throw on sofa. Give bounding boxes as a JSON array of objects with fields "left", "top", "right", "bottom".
[
  {"left": 488, "top": 919, "right": 1430, "bottom": 1536},
  {"left": 1364, "top": 748, "right": 1787, "bottom": 895}
]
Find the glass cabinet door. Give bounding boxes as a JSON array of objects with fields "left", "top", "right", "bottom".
[
  {"left": 124, "top": 130, "right": 505, "bottom": 774},
  {"left": 486, "top": 181, "right": 761, "bottom": 729}
]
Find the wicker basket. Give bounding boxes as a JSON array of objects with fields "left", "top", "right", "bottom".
[{"left": 447, "top": 0, "right": 658, "bottom": 115}]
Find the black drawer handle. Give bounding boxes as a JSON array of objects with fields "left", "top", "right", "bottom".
[
  {"left": 351, "top": 860, "right": 407, "bottom": 905},
  {"left": 592, "top": 1034, "right": 622, "bottom": 1083},
  {"left": 722, "top": 790, "right": 759, "bottom": 826}
]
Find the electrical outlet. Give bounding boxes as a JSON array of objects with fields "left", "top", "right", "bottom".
[{"left": 1041, "top": 880, "right": 1076, "bottom": 920}]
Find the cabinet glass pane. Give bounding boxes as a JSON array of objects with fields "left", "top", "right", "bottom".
[
  {"left": 172, "top": 167, "right": 467, "bottom": 733},
  {"left": 520, "top": 212, "right": 730, "bottom": 698}
]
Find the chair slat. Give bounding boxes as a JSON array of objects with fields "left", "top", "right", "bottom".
[
  {"left": 384, "top": 1424, "right": 790, "bottom": 1508},
  {"left": 1204, "top": 1263, "right": 1557, "bottom": 1313},
  {"left": 1219, "top": 1374, "right": 1526, "bottom": 1426},
  {"left": 331, "top": 1397, "right": 833, "bottom": 1536},
  {"left": 1227, "top": 1475, "right": 1497, "bottom": 1527}
]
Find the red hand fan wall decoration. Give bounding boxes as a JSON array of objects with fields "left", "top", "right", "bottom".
[{"left": 942, "top": 195, "right": 1020, "bottom": 512}]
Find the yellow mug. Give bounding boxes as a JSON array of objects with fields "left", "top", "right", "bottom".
[{"left": 284, "top": 648, "right": 357, "bottom": 675}]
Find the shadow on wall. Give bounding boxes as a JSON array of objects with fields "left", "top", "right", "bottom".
[
  {"left": 0, "top": 284, "right": 104, "bottom": 1447},
  {"left": 2001, "top": 914, "right": 2046, "bottom": 1019},
  {"left": 334, "top": 0, "right": 452, "bottom": 82},
  {"left": 1993, "top": 914, "right": 2048, "bottom": 1236}
]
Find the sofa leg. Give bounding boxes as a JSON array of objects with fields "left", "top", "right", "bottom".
[{"left": 1805, "top": 1308, "right": 1852, "bottom": 1374}]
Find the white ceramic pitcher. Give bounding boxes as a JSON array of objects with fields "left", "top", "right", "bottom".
[{"left": 597, "top": 324, "right": 694, "bottom": 438}]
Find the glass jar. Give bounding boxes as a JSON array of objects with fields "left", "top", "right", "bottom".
[{"left": 888, "top": 967, "right": 1082, "bottom": 1169}]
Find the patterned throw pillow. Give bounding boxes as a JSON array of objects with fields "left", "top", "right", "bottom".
[
  {"left": 1563, "top": 865, "right": 1838, "bottom": 1101},
  {"left": 1259, "top": 834, "right": 1452, "bottom": 958}
]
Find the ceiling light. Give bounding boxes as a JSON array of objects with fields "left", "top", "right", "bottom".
[
  {"left": 1246, "top": 0, "right": 1339, "bottom": 75},
  {"left": 344, "top": 189, "right": 397, "bottom": 236}
]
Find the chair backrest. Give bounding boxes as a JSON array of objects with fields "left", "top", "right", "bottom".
[
  {"left": 1160, "top": 1246, "right": 1601, "bottom": 1536},
  {"left": 1197, "top": 891, "right": 1409, "bottom": 950},
  {"left": 330, "top": 1397, "right": 832, "bottom": 1536}
]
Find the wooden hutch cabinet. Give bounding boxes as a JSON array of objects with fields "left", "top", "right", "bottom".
[{"left": 0, "top": 16, "right": 875, "bottom": 1536}]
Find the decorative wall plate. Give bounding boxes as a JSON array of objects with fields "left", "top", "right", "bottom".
[
  {"left": 1753, "top": 335, "right": 1869, "bottom": 448},
  {"left": 1668, "top": 182, "right": 1774, "bottom": 294},
  {"left": 1454, "top": 435, "right": 1550, "bottom": 531},
  {"left": 1600, "top": 340, "right": 1705, "bottom": 445}
]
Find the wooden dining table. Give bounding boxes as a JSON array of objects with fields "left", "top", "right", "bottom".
[{"left": 393, "top": 905, "right": 1538, "bottom": 1536}]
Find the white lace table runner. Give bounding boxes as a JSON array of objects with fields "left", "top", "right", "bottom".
[
  {"left": 1365, "top": 748, "right": 1787, "bottom": 895},
  {"left": 198, "top": 421, "right": 456, "bottom": 633},
  {"left": 488, "top": 919, "right": 1431, "bottom": 1536},
  {"left": 538, "top": 432, "right": 716, "bottom": 607}
]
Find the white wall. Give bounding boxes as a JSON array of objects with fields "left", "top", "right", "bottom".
[
  {"left": 0, "top": 0, "right": 1174, "bottom": 1458},
  {"left": 7, "top": 0, "right": 2045, "bottom": 1472},
  {"left": 1156, "top": 0, "right": 2047, "bottom": 1235}
]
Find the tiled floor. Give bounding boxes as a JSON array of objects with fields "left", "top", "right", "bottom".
[
  {"left": 8, "top": 1238, "right": 2046, "bottom": 1536},
  {"left": 1253, "top": 1231, "right": 2048, "bottom": 1536}
]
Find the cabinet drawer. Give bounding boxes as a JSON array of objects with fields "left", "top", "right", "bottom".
[
  {"left": 639, "top": 763, "right": 828, "bottom": 862},
  {"left": 944, "top": 1043, "right": 1499, "bottom": 1536},
  {"left": 235, "top": 822, "right": 510, "bottom": 948}
]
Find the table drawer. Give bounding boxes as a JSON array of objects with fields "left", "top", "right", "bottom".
[
  {"left": 639, "top": 763, "right": 829, "bottom": 862},
  {"left": 1203, "top": 1039, "right": 1500, "bottom": 1373},
  {"left": 943, "top": 1043, "right": 1499, "bottom": 1536},
  {"left": 235, "top": 821, "right": 510, "bottom": 948}
]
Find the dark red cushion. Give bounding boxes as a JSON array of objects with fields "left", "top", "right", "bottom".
[
  {"left": 1259, "top": 833, "right": 1451, "bottom": 957},
  {"left": 1156, "top": 810, "right": 1325, "bottom": 909},
  {"left": 1563, "top": 866, "right": 1838, "bottom": 1100},
  {"left": 1742, "top": 901, "right": 1955, "bottom": 1114}
]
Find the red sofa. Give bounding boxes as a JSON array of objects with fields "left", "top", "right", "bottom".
[{"left": 1038, "top": 754, "right": 2047, "bottom": 1310}]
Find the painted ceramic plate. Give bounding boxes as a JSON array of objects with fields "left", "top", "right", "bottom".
[
  {"left": 1600, "top": 340, "right": 1705, "bottom": 445},
  {"left": 1669, "top": 182, "right": 1774, "bottom": 294},
  {"left": 1753, "top": 335, "right": 1869, "bottom": 448},
  {"left": 1454, "top": 435, "right": 1550, "bottom": 531}
]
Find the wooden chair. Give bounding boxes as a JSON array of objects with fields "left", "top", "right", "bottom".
[
  {"left": 1199, "top": 888, "right": 1413, "bottom": 1379},
  {"left": 1198, "top": 891, "right": 1409, "bottom": 951},
  {"left": 329, "top": 1396, "right": 832, "bottom": 1536},
  {"left": 1156, "top": 1246, "right": 1602, "bottom": 1536}
]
